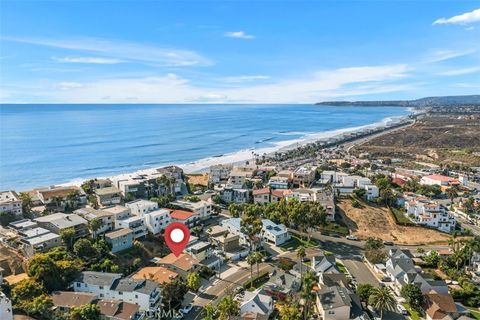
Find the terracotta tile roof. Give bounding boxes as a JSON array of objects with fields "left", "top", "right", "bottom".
[
  {"left": 157, "top": 253, "right": 199, "bottom": 271},
  {"left": 171, "top": 209, "right": 196, "bottom": 220},
  {"left": 425, "top": 174, "right": 458, "bottom": 183},
  {"left": 393, "top": 178, "right": 407, "bottom": 186},
  {"left": 253, "top": 188, "right": 270, "bottom": 196},
  {"left": 131, "top": 266, "right": 179, "bottom": 284},
  {"left": 271, "top": 189, "right": 287, "bottom": 198},
  {"left": 51, "top": 291, "right": 96, "bottom": 308}
]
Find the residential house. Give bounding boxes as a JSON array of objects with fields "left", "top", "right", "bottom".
[
  {"left": 35, "top": 186, "right": 87, "bottom": 207},
  {"left": 8, "top": 219, "right": 37, "bottom": 231},
  {"left": 240, "top": 289, "right": 274, "bottom": 317},
  {"left": 316, "top": 191, "right": 336, "bottom": 222},
  {"left": 156, "top": 253, "right": 199, "bottom": 278},
  {"left": 50, "top": 291, "right": 96, "bottom": 313},
  {"left": 405, "top": 195, "right": 456, "bottom": 233},
  {"left": 0, "top": 191, "right": 23, "bottom": 216},
  {"left": 115, "top": 215, "right": 147, "bottom": 240},
  {"left": 97, "top": 299, "right": 141, "bottom": 320},
  {"left": 292, "top": 166, "right": 317, "bottom": 187},
  {"left": 74, "top": 207, "right": 114, "bottom": 237},
  {"left": 170, "top": 209, "right": 199, "bottom": 228},
  {"left": 228, "top": 170, "right": 248, "bottom": 188},
  {"left": 105, "top": 228, "right": 134, "bottom": 253},
  {"left": 221, "top": 187, "right": 250, "bottom": 204},
  {"left": 126, "top": 200, "right": 171, "bottom": 234},
  {"left": 263, "top": 270, "right": 300, "bottom": 299},
  {"left": 316, "top": 286, "right": 364, "bottom": 320},
  {"left": 95, "top": 187, "right": 122, "bottom": 207},
  {"left": 261, "top": 219, "right": 290, "bottom": 246},
  {"left": 73, "top": 271, "right": 161, "bottom": 311},
  {"left": 209, "top": 164, "right": 233, "bottom": 184},
  {"left": 311, "top": 253, "right": 340, "bottom": 283},
  {"left": 364, "top": 184, "right": 379, "bottom": 201},
  {"left": 34, "top": 213, "right": 89, "bottom": 239},
  {"left": 170, "top": 199, "right": 212, "bottom": 220},
  {"left": 186, "top": 241, "right": 213, "bottom": 262},
  {"left": 421, "top": 174, "right": 460, "bottom": 187},
  {"left": 131, "top": 266, "right": 179, "bottom": 285},
  {"left": 267, "top": 176, "right": 289, "bottom": 189},
  {"left": 0, "top": 291, "right": 13, "bottom": 320},
  {"left": 252, "top": 188, "right": 287, "bottom": 205},
  {"left": 103, "top": 205, "right": 131, "bottom": 221},
  {"left": 424, "top": 293, "right": 458, "bottom": 320},
  {"left": 19, "top": 227, "right": 61, "bottom": 254}
]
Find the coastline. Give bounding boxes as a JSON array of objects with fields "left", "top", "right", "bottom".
[{"left": 53, "top": 112, "right": 413, "bottom": 191}]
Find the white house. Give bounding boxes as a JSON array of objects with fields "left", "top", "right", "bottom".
[
  {"left": 115, "top": 215, "right": 148, "bottom": 239},
  {"left": 316, "top": 286, "right": 353, "bottom": 320},
  {"left": 261, "top": 219, "right": 290, "bottom": 246},
  {"left": 405, "top": 195, "right": 456, "bottom": 233},
  {"left": 209, "top": 164, "right": 233, "bottom": 184},
  {"left": 74, "top": 207, "right": 114, "bottom": 237},
  {"left": 268, "top": 176, "right": 289, "bottom": 189},
  {"left": 126, "top": 199, "right": 159, "bottom": 216},
  {"left": 0, "top": 291, "right": 13, "bottom": 320},
  {"left": 170, "top": 199, "right": 212, "bottom": 220},
  {"left": 420, "top": 174, "right": 460, "bottom": 187},
  {"left": 240, "top": 289, "right": 274, "bottom": 316},
  {"left": 73, "top": 271, "right": 161, "bottom": 311},
  {"left": 0, "top": 191, "right": 23, "bottom": 216},
  {"left": 364, "top": 184, "right": 379, "bottom": 200},
  {"left": 126, "top": 200, "right": 171, "bottom": 234}
]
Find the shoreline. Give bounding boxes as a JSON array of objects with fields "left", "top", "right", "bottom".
[{"left": 49, "top": 112, "right": 413, "bottom": 191}]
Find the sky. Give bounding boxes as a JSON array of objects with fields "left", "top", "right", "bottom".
[{"left": 0, "top": 1, "right": 479, "bottom": 103}]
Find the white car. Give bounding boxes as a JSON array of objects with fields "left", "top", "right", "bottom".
[
  {"left": 346, "top": 235, "right": 358, "bottom": 241},
  {"left": 397, "top": 304, "right": 408, "bottom": 315},
  {"left": 180, "top": 304, "right": 193, "bottom": 314}
]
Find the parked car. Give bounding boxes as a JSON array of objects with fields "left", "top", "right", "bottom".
[
  {"left": 383, "top": 241, "right": 394, "bottom": 246},
  {"left": 397, "top": 304, "right": 409, "bottom": 315},
  {"left": 381, "top": 276, "right": 392, "bottom": 282},
  {"left": 180, "top": 304, "right": 193, "bottom": 314},
  {"left": 346, "top": 235, "right": 358, "bottom": 241}
]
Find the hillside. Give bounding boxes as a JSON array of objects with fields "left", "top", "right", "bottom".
[{"left": 316, "top": 95, "right": 480, "bottom": 108}]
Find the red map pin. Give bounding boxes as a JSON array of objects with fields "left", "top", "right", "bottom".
[{"left": 164, "top": 222, "right": 190, "bottom": 257}]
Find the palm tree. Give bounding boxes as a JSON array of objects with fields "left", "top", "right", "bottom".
[
  {"left": 446, "top": 188, "right": 458, "bottom": 207},
  {"left": 202, "top": 304, "right": 217, "bottom": 320},
  {"left": 19, "top": 192, "right": 33, "bottom": 214},
  {"left": 217, "top": 295, "right": 239, "bottom": 320},
  {"left": 301, "top": 269, "right": 317, "bottom": 320},
  {"left": 296, "top": 246, "right": 306, "bottom": 281},
  {"left": 368, "top": 287, "right": 396, "bottom": 319},
  {"left": 247, "top": 254, "right": 256, "bottom": 289}
]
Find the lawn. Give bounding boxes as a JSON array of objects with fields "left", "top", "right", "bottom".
[
  {"left": 279, "top": 235, "right": 317, "bottom": 251},
  {"left": 336, "top": 262, "right": 348, "bottom": 274},
  {"left": 390, "top": 207, "right": 414, "bottom": 225},
  {"left": 403, "top": 304, "right": 421, "bottom": 320},
  {"left": 319, "top": 222, "right": 349, "bottom": 235},
  {"left": 468, "top": 308, "right": 480, "bottom": 320}
]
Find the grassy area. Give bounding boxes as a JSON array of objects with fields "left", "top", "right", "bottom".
[
  {"left": 244, "top": 271, "right": 269, "bottom": 290},
  {"left": 319, "top": 222, "right": 349, "bottom": 235},
  {"left": 336, "top": 262, "right": 348, "bottom": 274},
  {"left": 468, "top": 308, "right": 480, "bottom": 320},
  {"left": 390, "top": 207, "right": 414, "bottom": 225},
  {"left": 279, "top": 235, "right": 317, "bottom": 251},
  {"left": 403, "top": 304, "right": 421, "bottom": 320}
]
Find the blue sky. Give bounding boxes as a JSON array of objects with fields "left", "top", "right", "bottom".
[{"left": 1, "top": 1, "right": 479, "bottom": 103}]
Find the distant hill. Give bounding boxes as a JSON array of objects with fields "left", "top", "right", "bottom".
[{"left": 315, "top": 95, "right": 480, "bottom": 108}]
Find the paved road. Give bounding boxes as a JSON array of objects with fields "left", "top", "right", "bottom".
[{"left": 342, "top": 258, "right": 380, "bottom": 287}]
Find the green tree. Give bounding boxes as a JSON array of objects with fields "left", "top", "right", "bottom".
[
  {"left": 296, "top": 246, "right": 306, "bottom": 281},
  {"left": 400, "top": 283, "right": 424, "bottom": 311},
  {"left": 19, "top": 192, "right": 33, "bottom": 213},
  {"left": 88, "top": 218, "right": 102, "bottom": 238},
  {"left": 88, "top": 195, "right": 99, "bottom": 209},
  {"left": 187, "top": 272, "right": 201, "bottom": 292},
  {"left": 73, "top": 238, "right": 98, "bottom": 259},
  {"left": 368, "top": 287, "right": 396, "bottom": 319},
  {"left": 279, "top": 297, "right": 303, "bottom": 320},
  {"left": 356, "top": 283, "right": 375, "bottom": 303},
  {"left": 445, "top": 188, "right": 458, "bottom": 207},
  {"left": 0, "top": 211, "right": 17, "bottom": 227},
  {"left": 217, "top": 295, "right": 240, "bottom": 320},
  {"left": 162, "top": 279, "right": 188, "bottom": 310},
  {"left": 60, "top": 227, "right": 76, "bottom": 251},
  {"left": 68, "top": 304, "right": 101, "bottom": 320},
  {"left": 424, "top": 251, "right": 440, "bottom": 268},
  {"left": 24, "top": 294, "right": 53, "bottom": 319},
  {"left": 27, "top": 253, "right": 61, "bottom": 291},
  {"left": 246, "top": 253, "right": 256, "bottom": 289},
  {"left": 202, "top": 304, "right": 218, "bottom": 320},
  {"left": 11, "top": 279, "right": 44, "bottom": 304},
  {"left": 301, "top": 269, "right": 317, "bottom": 320}
]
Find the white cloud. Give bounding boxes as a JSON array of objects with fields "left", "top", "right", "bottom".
[
  {"left": 56, "top": 82, "right": 84, "bottom": 90},
  {"left": 5, "top": 36, "right": 213, "bottom": 66},
  {"left": 224, "top": 31, "right": 255, "bottom": 39},
  {"left": 11, "top": 64, "right": 412, "bottom": 104},
  {"left": 53, "top": 56, "right": 125, "bottom": 64},
  {"left": 433, "top": 8, "right": 480, "bottom": 25},
  {"left": 222, "top": 75, "right": 270, "bottom": 83},
  {"left": 424, "top": 49, "right": 477, "bottom": 63},
  {"left": 437, "top": 66, "right": 480, "bottom": 76}
]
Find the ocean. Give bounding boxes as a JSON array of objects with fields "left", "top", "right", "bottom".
[{"left": 0, "top": 104, "right": 410, "bottom": 190}]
